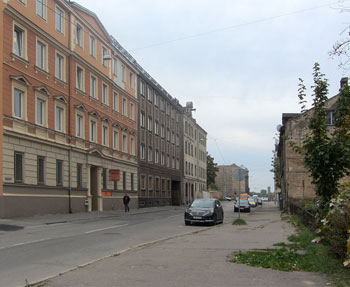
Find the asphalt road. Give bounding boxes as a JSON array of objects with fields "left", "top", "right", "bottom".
[{"left": 0, "top": 203, "right": 243, "bottom": 287}]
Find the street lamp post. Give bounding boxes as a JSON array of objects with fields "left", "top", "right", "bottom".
[{"left": 234, "top": 167, "right": 245, "bottom": 219}]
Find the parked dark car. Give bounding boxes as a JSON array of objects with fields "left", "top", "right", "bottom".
[
  {"left": 184, "top": 198, "right": 224, "bottom": 226},
  {"left": 234, "top": 199, "right": 251, "bottom": 213}
]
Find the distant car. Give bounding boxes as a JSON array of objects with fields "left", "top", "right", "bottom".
[
  {"left": 257, "top": 198, "right": 262, "bottom": 205},
  {"left": 184, "top": 198, "right": 224, "bottom": 226},
  {"left": 248, "top": 197, "right": 258, "bottom": 207},
  {"left": 223, "top": 196, "right": 232, "bottom": 201},
  {"left": 234, "top": 199, "right": 251, "bottom": 213}
]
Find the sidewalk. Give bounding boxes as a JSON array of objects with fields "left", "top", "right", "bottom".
[
  {"left": 0, "top": 205, "right": 182, "bottom": 229},
  {"left": 42, "top": 202, "right": 329, "bottom": 287}
]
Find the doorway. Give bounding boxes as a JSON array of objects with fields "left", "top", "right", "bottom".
[{"left": 90, "top": 166, "right": 98, "bottom": 211}]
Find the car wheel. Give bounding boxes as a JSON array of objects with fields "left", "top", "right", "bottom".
[
  {"left": 185, "top": 221, "right": 190, "bottom": 226},
  {"left": 234, "top": 208, "right": 238, "bottom": 212}
]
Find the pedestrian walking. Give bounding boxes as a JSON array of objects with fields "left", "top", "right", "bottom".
[{"left": 123, "top": 193, "right": 130, "bottom": 212}]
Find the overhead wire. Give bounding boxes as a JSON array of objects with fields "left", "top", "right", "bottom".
[{"left": 37, "top": 0, "right": 349, "bottom": 52}]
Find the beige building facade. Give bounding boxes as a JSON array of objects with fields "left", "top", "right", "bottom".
[
  {"left": 182, "top": 103, "right": 207, "bottom": 204},
  {"left": 215, "top": 164, "right": 249, "bottom": 198}
]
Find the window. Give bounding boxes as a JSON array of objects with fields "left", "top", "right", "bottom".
[
  {"left": 14, "top": 88, "right": 24, "bottom": 119},
  {"left": 129, "top": 72, "right": 134, "bottom": 89},
  {"left": 161, "top": 152, "right": 165, "bottom": 165},
  {"left": 36, "top": 0, "right": 46, "bottom": 19},
  {"left": 14, "top": 152, "right": 23, "bottom": 183},
  {"left": 148, "top": 117, "right": 152, "bottom": 132},
  {"left": 76, "top": 114, "right": 83, "bottom": 138},
  {"left": 36, "top": 40, "right": 47, "bottom": 70},
  {"left": 37, "top": 156, "right": 45, "bottom": 185},
  {"left": 140, "top": 144, "right": 145, "bottom": 160},
  {"left": 90, "top": 35, "right": 95, "bottom": 57},
  {"left": 76, "top": 24, "right": 83, "bottom": 47},
  {"left": 14, "top": 25, "right": 24, "bottom": 57},
  {"left": 148, "top": 176, "right": 153, "bottom": 191},
  {"left": 140, "top": 112, "right": 145, "bottom": 128},
  {"left": 154, "top": 93, "right": 159, "bottom": 106},
  {"left": 155, "top": 150, "right": 159, "bottom": 164},
  {"left": 113, "top": 92, "right": 119, "bottom": 111},
  {"left": 130, "top": 137, "right": 135, "bottom": 155},
  {"left": 102, "top": 83, "right": 108, "bottom": 105},
  {"left": 167, "top": 155, "right": 170, "bottom": 167},
  {"left": 76, "top": 66, "right": 84, "bottom": 90},
  {"left": 114, "top": 180, "right": 118, "bottom": 191},
  {"left": 140, "top": 175, "right": 146, "bottom": 190},
  {"left": 102, "top": 125, "right": 108, "bottom": 146},
  {"left": 56, "top": 160, "right": 63, "bottom": 186},
  {"left": 140, "top": 81, "right": 144, "bottom": 96},
  {"left": 90, "top": 120, "right": 96, "bottom": 142},
  {"left": 326, "top": 111, "right": 335, "bottom": 125},
  {"left": 90, "top": 75, "right": 96, "bottom": 98},
  {"left": 112, "top": 58, "right": 117, "bottom": 75},
  {"left": 154, "top": 121, "right": 159, "bottom": 135},
  {"left": 113, "top": 130, "right": 119, "bottom": 150},
  {"left": 56, "top": 106, "right": 64, "bottom": 132},
  {"left": 55, "top": 7, "right": 64, "bottom": 33},
  {"left": 77, "top": 163, "right": 82, "bottom": 188},
  {"left": 172, "top": 157, "right": 175, "bottom": 169},
  {"left": 102, "top": 46, "right": 107, "bottom": 66},
  {"left": 36, "top": 98, "right": 45, "bottom": 126},
  {"left": 130, "top": 103, "right": 134, "bottom": 120},
  {"left": 122, "top": 98, "right": 127, "bottom": 116},
  {"left": 123, "top": 171, "right": 126, "bottom": 190},
  {"left": 55, "top": 53, "right": 64, "bottom": 80},
  {"left": 122, "top": 134, "right": 127, "bottom": 152},
  {"left": 147, "top": 87, "right": 152, "bottom": 102},
  {"left": 122, "top": 65, "right": 126, "bottom": 82},
  {"left": 148, "top": 146, "right": 152, "bottom": 161},
  {"left": 161, "top": 125, "right": 165, "bottom": 138}
]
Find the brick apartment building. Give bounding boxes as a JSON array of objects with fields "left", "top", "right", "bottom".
[{"left": 0, "top": 0, "right": 139, "bottom": 217}]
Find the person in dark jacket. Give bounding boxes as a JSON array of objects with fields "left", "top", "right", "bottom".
[{"left": 123, "top": 194, "right": 130, "bottom": 212}]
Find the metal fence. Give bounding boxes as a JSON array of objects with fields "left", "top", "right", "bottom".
[{"left": 288, "top": 201, "right": 317, "bottom": 230}]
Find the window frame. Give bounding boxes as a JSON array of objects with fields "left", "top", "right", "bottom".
[
  {"left": 36, "top": 38, "right": 48, "bottom": 71},
  {"left": 14, "top": 151, "right": 24, "bottom": 183},
  {"left": 56, "top": 159, "right": 63, "bottom": 186},
  {"left": 90, "top": 74, "right": 97, "bottom": 99},
  {"left": 89, "top": 35, "right": 96, "bottom": 57},
  {"left": 13, "top": 23, "right": 26, "bottom": 59},
  {"left": 55, "top": 51, "right": 65, "bottom": 81},
  {"left": 55, "top": 6, "right": 64, "bottom": 33},
  {"left": 76, "top": 65, "right": 85, "bottom": 91},
  {"left": 76, "top": 23, "right": 83, "bottom": 48},
  {"left": 37, "top": 155, "right": 45, "bottom": 185},
  {"left": 36, "top": 0, "right": 47, "bottom": 20}
]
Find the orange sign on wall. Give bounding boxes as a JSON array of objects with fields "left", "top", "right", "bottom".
[{"left": 109, "top": 169, "right": 120, "bottom": 181}]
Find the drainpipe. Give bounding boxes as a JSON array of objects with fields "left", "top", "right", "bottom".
[{"left": 67, "top": 8, "right": 72, "bottom": 213}]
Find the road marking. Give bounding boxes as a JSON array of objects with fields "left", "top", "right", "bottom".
[
  {"left": 84, "top": 224, "right": 128, "bottom": 234},
  {"left": 11, "top": 238, "right": 52, "bottom": 247}
]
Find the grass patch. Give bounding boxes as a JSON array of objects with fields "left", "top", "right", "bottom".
[
  {"left": 232, "top": 218, "right": 247, "bottom": 225},
  {"left": 231, "top": 214, "right": 350, "bottom": 286}
]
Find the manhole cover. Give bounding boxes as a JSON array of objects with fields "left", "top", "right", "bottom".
[{"left": 0, "top": 224, "right": 24, "bottom": 231}]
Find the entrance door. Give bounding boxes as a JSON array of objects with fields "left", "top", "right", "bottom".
[
  {"left": 90, "top": 166, "right": 98, "bottom": 211},
  {"left": 171, "top": 180, "right": 181, "bottom": 206}
]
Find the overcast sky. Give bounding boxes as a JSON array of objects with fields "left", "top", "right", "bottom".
[{"left": 77, "top": 0, "right": 350, "bottom": 192}]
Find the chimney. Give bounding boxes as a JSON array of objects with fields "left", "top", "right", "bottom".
[{"left": 340, "top": 77, "right": 349, "bottom": 88}]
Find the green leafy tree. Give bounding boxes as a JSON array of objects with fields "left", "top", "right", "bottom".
[
  {"left": 293, "top": 63, "right": 350, "bottom": 212},
  {"left": 207, "top": 154, "right": 219, "bottom": 189}
]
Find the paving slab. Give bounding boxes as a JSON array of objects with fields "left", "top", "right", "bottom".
[{"left": 42, "top": 202, "right": 330, "bottom": 287}]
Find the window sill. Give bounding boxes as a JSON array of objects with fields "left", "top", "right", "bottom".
[
  {"left": 34, "top": 66, "right": 50, "bottom": 78},
  {"left": 54, "top": 77, "right": 67, "bottom": 87},
  {"left": 10, "top": 53, "right": 29, "bottom": 67},
  {"left": 75, "top": 88, "right": 86, "bottom": 97}
]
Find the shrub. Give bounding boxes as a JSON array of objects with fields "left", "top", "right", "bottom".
[{"left": 319, "top": 185, "right": 350, "bottom": 267}]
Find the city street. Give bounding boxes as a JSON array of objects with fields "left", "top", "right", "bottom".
[
  {"left": 1, "top": 202, "right": 329, "bottom": 287},
  {"left": 0, "top": 203, "right": 235, "bottom": 287}
]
